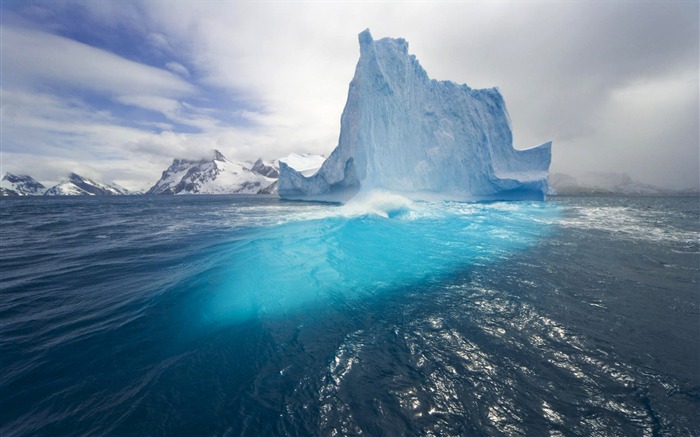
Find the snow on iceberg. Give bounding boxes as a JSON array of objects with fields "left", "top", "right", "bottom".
[
  {"left": 279, "top": 29, "right": 551, "bottom": 202},
  {"left": 279, "top": 153, "right": 326, "bottom": 177}
]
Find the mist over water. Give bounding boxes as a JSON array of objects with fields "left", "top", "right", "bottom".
[{"left": 1, "top": 195, "right": 698, "bottom": 436}]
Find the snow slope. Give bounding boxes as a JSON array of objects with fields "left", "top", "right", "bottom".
[
  {"left": 108, "top": 182, "right": 135, "bottom": 195},
  {"left": 44, "top": 181, "right": 92, "bottom": 196},
  {"left": 1, "top": 187, "right": 19, "bottom": 196},
  {"left": 44, "top": 173, "right": 122, "bottom": 196},
  {"left": 1, "top": 173, "right": 46, "bottom": 195},
  {"left": 279, "top": 29, "right": 551, "bottom": 203},
  {"left": 147, "top": 150, "right": 277, "bottom": 195}
]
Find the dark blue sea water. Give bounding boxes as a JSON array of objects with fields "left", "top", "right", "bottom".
[{"left": 1, "top": 194, "right": 698, "bottom": 436}]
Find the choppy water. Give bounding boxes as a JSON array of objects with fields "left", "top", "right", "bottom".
[{"left": 1, "top": 194, "right": 698, "bottom": 436}]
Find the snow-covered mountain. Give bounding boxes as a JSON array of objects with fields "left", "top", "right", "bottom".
[
  {"left": 250, "top": 158, "right": 279, "bottom": 178},
  {"left": 147, "top": 150, "right": 278, "bottom": 195},
  {"left": 1, "top": 187, "right": 19, "bottom": 196},
  {"left": 279, "top": 29, "right": 551, "bottom": 203},
  {"left": 44, "top": 173, "right": 123, "bottom": 196},
  {"left": 549, "top": 172, "right": 669, "bottom": 195},
  {"left": 1, "top": 173, "right": 46, "bottom": 195},
  {"left": 108, "top": 182, "right": 137, "bottom": 195},
  {"left": 44, "top": 181, "right": 91, "bottom": 196}
]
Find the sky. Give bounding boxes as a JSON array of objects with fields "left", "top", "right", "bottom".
[{"left": 1, "top": 1, "right": 698, "bottom": 191}]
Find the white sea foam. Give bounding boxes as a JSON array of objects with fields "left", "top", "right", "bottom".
[
  {"left": 341, "top": 190, "right": 414, "bottom": 218},
  {"left": 559, "top": 205, "right": 698, "bottom": 244}
]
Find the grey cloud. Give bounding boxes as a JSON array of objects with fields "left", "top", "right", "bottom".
[
  {"left": 2, "top": 1, "right": 698, "bottom": 190},
  {"left": 402, "top": 2, "right": 698, "bottom": 188}
]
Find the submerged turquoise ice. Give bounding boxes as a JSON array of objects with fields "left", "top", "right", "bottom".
[{"left": 205, "top": 193, "right": 558, "bottom": 324}]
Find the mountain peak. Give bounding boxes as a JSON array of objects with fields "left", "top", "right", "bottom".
[
  {"left": 45, "top": 172, "right": 121, "bottom": 196},
  {"left": 251, "top": 158, "right": 279, "bottom": 179},
  {"left": 1, "top": 173, "right": 46, "bottom": 195},
  {"left": 3, "top": 173, "right": 29, "bottom": 182},
  {"left": 68, "top": 172, "right": 85, "bottom": 182},
  {"left": 147, "top": 153, "right": 278, "bottom": 195},
  {"left": 213, "top": 150, "right": 226, "bottom": 161}
]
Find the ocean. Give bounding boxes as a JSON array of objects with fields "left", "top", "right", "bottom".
[{"left": 1, "top": 194, "right": 698, "bottom": 436}]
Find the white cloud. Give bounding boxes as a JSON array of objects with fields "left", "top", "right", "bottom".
[
  {"left": 0, "top": 150, "right": 167, "bottom": 192},
  {"left": 1, "top": 87, "right": 179, "bottom": 189},
  {"left": 1, "top": 2, "right": 698, "bottom": 190},
  {"left": 114, "top": 94, "right": 181, "bottom": 117},
  {"left": 1, "top": 25, "right": 194, "bottom": 97},
  {"left": 135, "top": 2, "right": 699, "bottom": 188},
  {"left": 1, "top": 88, "right": 147, "bottom": 153},
  {"left": 147, "top": 32, "right": 172, "bottom": 53},
  {"left": 111, "top": 94, "right": 224, "bottom": 131},
  {"left": 165, "top": 61, "right": 190, "bottom": 77}
]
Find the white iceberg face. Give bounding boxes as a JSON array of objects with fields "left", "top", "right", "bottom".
[{"left": 279, "top": 29, "right": 551, "bottom": 203}]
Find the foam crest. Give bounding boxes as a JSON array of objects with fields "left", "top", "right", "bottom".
[{"left": 342, "top": 190, "right": 414, "bottom": 218}]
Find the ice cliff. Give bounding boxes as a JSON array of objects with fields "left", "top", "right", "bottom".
[{"left": 279, "top": 29, "right": 551, "bottom": 202}]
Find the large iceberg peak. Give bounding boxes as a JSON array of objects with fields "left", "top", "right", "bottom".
[{"left": 279, "top": 29, "right": 551, "bottom": 202}]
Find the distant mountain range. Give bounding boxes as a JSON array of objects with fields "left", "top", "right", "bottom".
[
  {"left": 548, "top": 172, "right": 697, "bottom": 196},
  {"left": 1, "top": 150, "right": 325, "bottom": 197},
  {"left": 2, "top": 153, "right": 695, "bottom": 197},
  {"left": 2, "top": 173, "right": 133, "bottom": 196}
]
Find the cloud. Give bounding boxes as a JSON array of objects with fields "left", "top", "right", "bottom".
[
  {"left": 1, "top": 88, "right": 148, "bottom": 155},
  {"left": 0, "top": 90, "right": 200, "bottom": 190},
  {"left": 1, "top": 1, "right": 698, "bottom": 190},
  {"left": 165, "top": 61, "right": 190, "bottom": 77},
  {"left": 111, "top": 94, "right": 225, "bottom": 131},
  {"left": 0, "top": 149, "right": 168, "bottom": 191},
  {"left": 1, "top": 26, "right": 194, "bottom": 97},
  {"left": 586, "top": 69, "right": 699, "bottom": 189},
  {"left": 133, "top": 1, "right": 699, "bottom": 188},
  {"left": 147, "top": 32, "right": 172, "bottom": 53},
  {"left": 114, "top": 94, "right": 181, "bottom": 117}
]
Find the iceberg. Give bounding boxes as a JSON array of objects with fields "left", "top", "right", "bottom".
[{"left": 279, "top": 29, "right": 551, "bottom": 202}]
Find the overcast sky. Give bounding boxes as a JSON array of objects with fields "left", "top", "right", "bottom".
[{"left": 1, "top": 1, "right": 698, "bottom": 190}]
